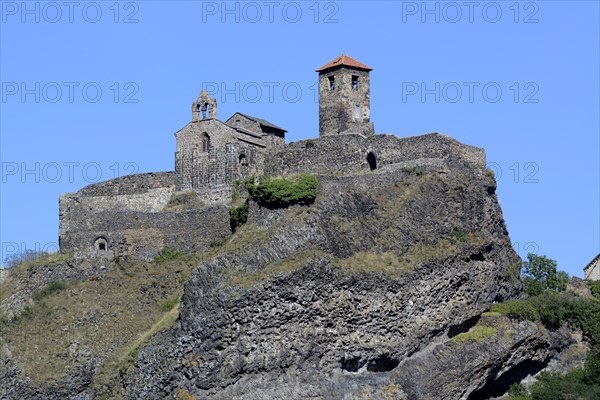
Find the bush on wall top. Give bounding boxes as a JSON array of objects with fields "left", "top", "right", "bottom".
[{"left": 245, "top": 174, "right": 318, "bottom": 208}]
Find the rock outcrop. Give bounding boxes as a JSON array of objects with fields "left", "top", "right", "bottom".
[
  {"left": 124, "top": 150, "right": 550, "bottom": 399},
  {"left": 0, "top": 135, "right": 575, "bottom": 399}
]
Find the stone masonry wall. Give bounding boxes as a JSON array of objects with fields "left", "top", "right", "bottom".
[
  {"left": 265, "top": 133, "right": 485, "bottom": 177},
  {"left": 59, "top": 171, "right": 231, "bottom": 260},
  {"left": 60, "top": 204, "right": 231, "bottom": 260},
  {"left": 175, "top": 119, "right": 264, "bottom": 193},
  {"left": 319, "top": 67, "right": 372, "bottom": 136},
  {"left": 226, "top": 113, "right": 262, "bottom": 133},
  {"left": 586, "top": 257, "right": 600, "bottom": 281},
  {"left": 78, "top": 171, "right": 175, "bottom": 196}
]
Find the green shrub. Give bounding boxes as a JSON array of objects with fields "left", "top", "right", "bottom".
[
  {"left": 158, "top": 297, "right": 179, "bottom": 312},
  {"left": 527, "top": 292, "right": 593, "bottom": 331},
  {"left": 33, "top": 280, "right": 68, "bottom": 302},
  {"left": 494, "top": 292, "right": 600, "bottom": 398},
  {"left": 529, "top": 371, "right": 600, "bottom": 400},
  {"left": 231, "top": 190, "right": 240, "bottom": 204},
  {"left": 245, "top": 174, "right": 318, "bottom": 208},
  {"left": 209, "top": 239, "right": 227, "bottom": 248},
  {"left": 230, "top": 199, "right": 249, "bottom": 232},
  {"left": 304, "top": 140, "right": 315, "bottom": 148},
  {"left": 590, "top": 280, "right": 600, "bottom": 300},
  {"left": 490, "top": 299, "right": 538, "bottom": 321},
  {"left": 153, "top": 248, "right": 186, "bottom": 264},
  {"left": 451, "top": 226, "right": 468, "bottom": 242},
  {"left": 508, "top": 383, "right": 529, "bottom": 399},
  {"left": 583, "top": 346, "right": 600, "bottom": 385}
]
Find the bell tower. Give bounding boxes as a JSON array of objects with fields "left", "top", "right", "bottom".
[{"left": 316, "top": 54, "right": 374, "bottom": 137}]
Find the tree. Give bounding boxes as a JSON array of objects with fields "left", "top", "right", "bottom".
[{"left": 521, "top": 253, "right": 569, "bottom": 297}]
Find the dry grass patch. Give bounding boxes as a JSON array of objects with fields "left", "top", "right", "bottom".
[
  {"left": 337, "top": 240, "right": 457, "bottom": 276},
  {"left": 1, "top": 258, "right": 194, "bottom": 390},
  {"left": 224, "top": 250, "right": 325, "bottom": 288}
]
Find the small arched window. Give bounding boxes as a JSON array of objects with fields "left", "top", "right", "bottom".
[
  {"left": 201, "top": 133, "right": 211, "bottom": 152},
  {"left": 94, "top": 236, "right": 108, "bottom": 251},
  {"left": 239, "top": 154, "right": 248, "bottom": 168}
]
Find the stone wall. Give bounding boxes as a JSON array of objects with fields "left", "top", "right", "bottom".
[
  {"left": 265, "top": 133, "right": 486, "bottom": 177},
  {"left": 78, "top": 171, "right": 175, "bottom": 196},
  {"left": 175, "top": 119, "right": 263, "bottom": 193},
  {"left": 60, "top": 204, "right": 231, "bottom": 260},
  {"left": 225, "top": 113, "right": 262, "bottom": 133},
  {"left": 318, "top": 67, "right": 372, "bottom": 136},
  {"left": 585, "top": 255, "right": 600, "bottom": 281},
  {"left": 59, "top": 131, "right": 486, "bottom": 261},
  {"left": 59, "top": 171, "right": 231, "bottom": 260}
]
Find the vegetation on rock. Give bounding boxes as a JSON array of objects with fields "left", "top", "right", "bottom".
[
  {"left": 229, "top": 199, "right": 249, "bottom": 232},
  {"left": 245, "top": 174, "right": 318, "bottom": 207},
  {"left": 495, "top": 254, "right": 600, "bottom": 399}
]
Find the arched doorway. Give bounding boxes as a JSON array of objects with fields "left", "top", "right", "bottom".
[{"left": 367, "top": 152, "right": 377, "bottom": 171}]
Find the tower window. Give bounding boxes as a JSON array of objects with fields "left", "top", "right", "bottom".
[
  {"left": 202, "top": 133, "right": 211, "bottom": 152},
  {"left": 239, "top": 154, "right": 248, "bottom": 173},
  {"left": 328, "top": 76, "right": 335, "bottom": 91},
  {"left": 352, "top": 75, "right": 359, "bottom": 90},
  {"left": 235, "top": 119, "right": 241, "bottom": 127},
  {"left": 354, "top": 105, "right": 361, "bottom": 120}
]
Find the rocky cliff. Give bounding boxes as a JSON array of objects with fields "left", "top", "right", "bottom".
[{"left": 0, "top": 135, "right": 572, "bottom": 399}]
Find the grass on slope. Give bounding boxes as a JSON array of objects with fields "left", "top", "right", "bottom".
[
  {"left": 0, "top": 252, "right": 72, "bottom": 305},
  {"left": 1, "top": 258, "right": 191, "bottom": 389},
  {"left": 337, "top": 241, "right": 457, "bottom": 276},
  {"left": 0, "top": 226, "right": 273, "bottom": 393}
]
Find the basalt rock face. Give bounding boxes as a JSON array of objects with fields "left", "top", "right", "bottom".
[
  {"left": 124, "top": 154, "right": 545, "bottom": 399},
  {"left": 2, "top": 137, "right": 568, "bottom": 399}
]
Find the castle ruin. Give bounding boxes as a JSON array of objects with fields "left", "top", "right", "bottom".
[{"left": 59, "top": 55, "right": 485, "bottom": 260}]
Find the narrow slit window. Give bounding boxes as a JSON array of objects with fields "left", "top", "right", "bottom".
[
  {"left": 352, "top": 75, "right": 359, "bottom": 90},
  {"left": 202, "top": 133, "right": 211, "bottom": 152},
  {"left": 328, "top": 76, "right": 335, "bottom": 91}
]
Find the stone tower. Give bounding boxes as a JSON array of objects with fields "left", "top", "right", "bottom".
[{"left": 316, "top": 54, "right": 375, "bottom": 137}]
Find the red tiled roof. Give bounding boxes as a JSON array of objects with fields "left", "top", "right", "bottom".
[{"left": 315, "top": 54, "right": 373, "bottom": 72}]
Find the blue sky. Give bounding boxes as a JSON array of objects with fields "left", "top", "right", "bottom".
[{"left": 1, "top": 1, "right": 598, "bottom": 277}]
